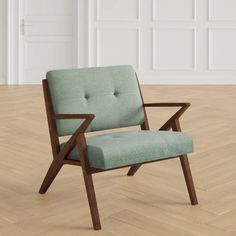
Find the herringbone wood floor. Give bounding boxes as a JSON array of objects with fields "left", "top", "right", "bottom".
[{"left": 1, "top": 85, "right": 236, "bottom": 236}]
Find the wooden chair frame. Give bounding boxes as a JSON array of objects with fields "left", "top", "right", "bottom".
[{"left": 39, "top": 76, "right": 198, "bottom": 230}]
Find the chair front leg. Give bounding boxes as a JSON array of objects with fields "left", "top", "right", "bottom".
[
  {"left": 172, "top": 119, "right": 198, "bottom": 205},
  {"left": 81, "top": 170, "right": 101, "bottom": 230},
  {"left": 77, "top": 134, "right": 101, "bottom": 230},
  {"left": 180, "top": 155, "right": 198, "bottom": 205}
]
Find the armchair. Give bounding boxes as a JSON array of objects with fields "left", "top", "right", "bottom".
[{"left": 39, "top": 65, "right": 197, "bottom": 230}]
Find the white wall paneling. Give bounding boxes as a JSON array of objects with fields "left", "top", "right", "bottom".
[
  {"left": 4, "top": 0, "right": 236, "bottom": 84},
  {"left": 0, "top": 0, "right": 8, "bottom": 84},
  {"left": 207, "top": 0, "right": 236, "bottom": 81},
  {"left": 88, "top": 0, "right": 199, "bottom": 83},
  {"left": 209, "top": 0, "right": 236, "bottom": 21},
  {"left": 0, "top": 0, "right": 4, "bottom": 83},
  {"left": 88, "top": 0, "right": 140, "bottom": 68},
  {"left": 86, "top": 0, "right": 236, "bottom": 84},
  {"left": 153, "top": 28, "right": 195, "bottom": 70},
  {"left": 7, "top": 0, "right": 20, "bottom": 84},
  {"left": 209, "top": 28, "right": 236, "bottom": 70},
  {"left": 153, "top": 0, "right": 195, "bottom": 21},
  {"left": 97, "top": 28, "right": 140, "bottom": 68},
  {"left": 88, "top": 0, "right": 197, "bottom": 83},
  {"left": 97, "top": 0, "right": 140, "bottom": 21},
  {"left": 26, "top": 0, "right": 73, "bottom": 16}
]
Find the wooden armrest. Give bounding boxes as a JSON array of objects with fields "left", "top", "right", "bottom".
[
  {"left": 56, "top": 114, "right": 95, "bottom": 161},
  {"left": 143, "top": 102, "right": 190, "bottom": 131},
  {"left": 52, "top": 114, "right": 95, "bottom": 120},
  {"left": 144, "top": 102, "right": 190, "bottom": 108}
]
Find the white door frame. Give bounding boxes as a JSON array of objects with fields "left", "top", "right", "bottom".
[
  {"left": 7, "top": 0, "right": 80, "bottom": 84},
  {"left": 7, "top": 0, "right": 19, "bottom": 84}
]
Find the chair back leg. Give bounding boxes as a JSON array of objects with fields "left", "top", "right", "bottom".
[
  {"left": 39, "top": 161, "right": 63, "bottom": 194},
  {"left": 180, "top": 155, "right": 198, "bottom": 205},
  {"left": 127, "top": 164, "right": 142, "bottom": 176}
]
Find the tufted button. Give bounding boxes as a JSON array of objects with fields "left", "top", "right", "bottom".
[
  {"left": 84, "top": 93, "right": 90, "bottom": 100},
  {"left": 113, "top": 90, "right": 119, "bottom": 97}
]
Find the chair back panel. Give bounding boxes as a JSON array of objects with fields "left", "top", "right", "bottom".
[{"left": 46, "top": 65, "right": 144, "bottom": 136}]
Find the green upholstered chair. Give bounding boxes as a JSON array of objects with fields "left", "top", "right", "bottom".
[{"left": 39, "top": 65, "right": 198, "bottom": 230}]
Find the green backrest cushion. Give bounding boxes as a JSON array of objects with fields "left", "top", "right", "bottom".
[{"left": 46, "top": 65, "right": 144, "bottom": 136}]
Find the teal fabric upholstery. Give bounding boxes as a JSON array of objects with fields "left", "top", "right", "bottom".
[
  {"left": 61, "top": 131, "right": 193, "bottom": 169},
  {"left": 46, "top": 65, "right": 144, "bottom": 136}
]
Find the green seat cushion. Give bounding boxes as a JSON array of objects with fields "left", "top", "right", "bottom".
[
  {"left": 46, "top": 65, "right": 144, "bottom": 136},
  {"left": 61, "top": 130, "right": 193, "bottom": 169}
]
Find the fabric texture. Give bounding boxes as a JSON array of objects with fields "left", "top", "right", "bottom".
[
  {"left": 46, "top": 65, "right": 144, "bottom": 136},
  {"left": 61, "top": 131, "right": 193, "bottom": 169}
]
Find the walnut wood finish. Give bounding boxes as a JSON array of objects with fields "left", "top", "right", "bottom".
[
  {"left": 172, "top": 119, "right": 198, "bottom": 205},
  {"left": 39, "top": 160, "right": 63, "bottom": 194},
  {"left": 76, "top": 133, "right": 101, "bottom": 230},
  {"left": 39, "top": 77, "right": 198, "bottom": 230},
  {"left": 42, "top": 79, "right": 60, "bottom": 159},
  {"left": 127, "top": 102, "right": 191, "bottom": 176},
  {"left": 144, "top": 102, "right": 190, "bottom": 131}
]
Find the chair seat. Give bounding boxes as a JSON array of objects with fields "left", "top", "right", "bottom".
[{"left": 62, "top": 131, "right": 193, "bottom": 169}]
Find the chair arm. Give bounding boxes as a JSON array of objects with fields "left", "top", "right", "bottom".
[
  {"left": 54, "top": 113, "right": 95, "bottom": 161},
  {"left": 52, "top": 114, "right": 95, "bottom": 120},
  {"left": 52, "top": 113, "right": 95, "bottom": 133},
  {"left": 144, "top": 102, "right": 190, "bottom": 108},
  {"left": 143, "top": 103, "right": 190, "bottom": 131}
]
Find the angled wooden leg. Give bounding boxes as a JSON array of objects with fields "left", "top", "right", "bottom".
[
  {"left": 82, "top": 170, "right": 101, "bottom": 230},
  {"left": 39, "top": 161, "right": 63, "bottom": 194},
  {"left": 180, "top": 155, "right": 198, "bottom": 205},
  {"left": 171, "top": 119, "right": 198, "bottom": 205},
  {"left": 77, "top": 133, "right": 101, "bottom": 230},
  {"left": 127, "top": 164, "right": 142, "bottom": 176}
]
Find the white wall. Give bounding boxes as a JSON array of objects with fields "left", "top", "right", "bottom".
[
  {"left": 0, "top": 0, "right": 4, "bottom": 83},
  {"left": 3, "top": 0, "right": 236, "bottom": 84},
  {"left": 86, "top": 0, "right": 236, "bottom": 84},
  {"left": 0, "top": 0, "right": 7, "bottom": 84}
]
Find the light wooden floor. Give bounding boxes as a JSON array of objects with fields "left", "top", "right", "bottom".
[{"left": 1, "top": 85, "right": 236, "bottom": 236}]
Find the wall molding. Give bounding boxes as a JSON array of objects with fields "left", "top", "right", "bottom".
[
  {"left": 96, "top": 27, "right": 140, "bottom": 69},
  {"left": 208, "top": 27, "right": 236, "bottom": 71},
  {"left": 152, "top": 0, "right": 196, "bottom": 22},
  {"left": 7, "top": 0, "right": 20, "bottom": 84},
  {"left": 208, "top": 0, "right": 236, "bottom": 22},
  {"left": 96, "top": 0, "right": 140, "bottom": 22},
  {"left": 152, "top": 27, "right": 196, "bottom": 71},
  {"left": 4, "top": 0, "right": 236, "bottom": 84},
  {"left": 138, "top": 75, "right": 236, "bottom": 85}
]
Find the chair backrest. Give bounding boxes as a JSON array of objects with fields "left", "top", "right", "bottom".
[{"left": 46, "top": 65, "right": 145, "bottom": 136}]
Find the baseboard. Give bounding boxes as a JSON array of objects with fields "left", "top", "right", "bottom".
[
  {"left": 138, "top": 76, "right": 236, "bottom": 85},
  {"left": 2, "top": 77, "right": 236, "bottom": 85}
]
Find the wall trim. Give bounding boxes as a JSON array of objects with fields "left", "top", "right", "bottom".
[
  {"left": 7, "top": 0, "right": 19, "bottom": 84},
  {"left": 5, "top": 0, "right": 236, "bottom": 85},
  {"left": 138, "top": 76, "right": 236, "bottom": 85}
]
